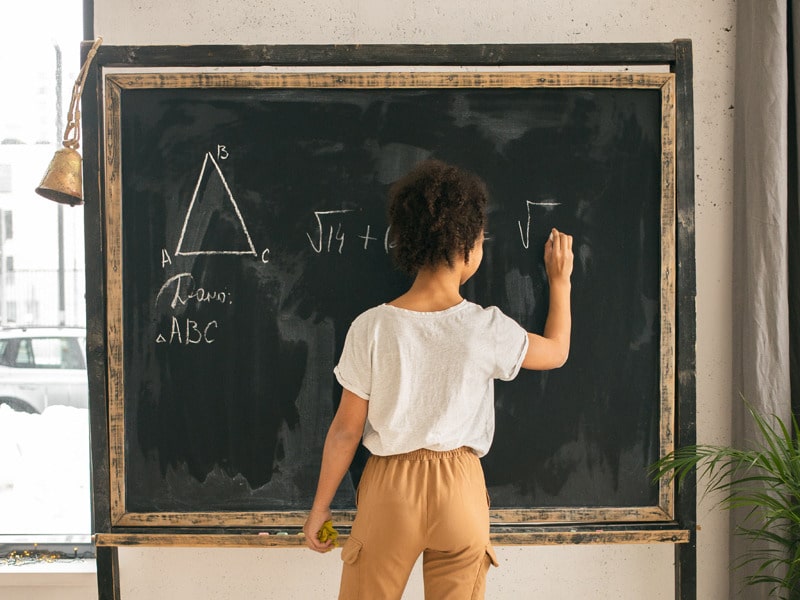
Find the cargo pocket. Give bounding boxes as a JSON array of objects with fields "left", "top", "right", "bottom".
[
  {"left": 470, "top": 544, "right": 499, "bottom": 600},
  {"left": 341, "top": 537, "right": 363, "bottom": 565},
  {"left": 339, "top": 537, "right": 364, "bottom": 599},
  {"left": 485, "top": 544, "right": 499, "bottom": 567}
]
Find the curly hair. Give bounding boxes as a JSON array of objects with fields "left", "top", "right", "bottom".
[{"left": 387, "top": 160, "right": 488, "bottom": 275}]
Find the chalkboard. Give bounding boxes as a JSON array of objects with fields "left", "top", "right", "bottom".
[{"left": 102, "top": 71, "right": 676, "bottom": 528}]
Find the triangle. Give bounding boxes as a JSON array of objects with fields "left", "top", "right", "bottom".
[{"left": 175, "top": 153, "right": 257, "bottom": 256}]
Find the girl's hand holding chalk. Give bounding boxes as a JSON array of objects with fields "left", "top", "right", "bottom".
[{"left": 544, "top": 228, "right": 574, "bottom": 284}]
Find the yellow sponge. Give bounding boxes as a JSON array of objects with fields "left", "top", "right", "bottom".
[{"left": 317, "top": 520, "right": 339, "bottom": 547}]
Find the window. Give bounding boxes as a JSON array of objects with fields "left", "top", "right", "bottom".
[
  {"left": 5, "top": 301, "right": 16, "bottom": 323},
  {"left": 0, "top": 0, "right": 90, "bottom": 555},
  {"left": 4, "top": 210, "right": 12, "bottom": 239},
  {"left": 18, "top": 336, "right": 86, "bottom": 369},
  {"left": 31, "top": 338, "right": 61, "bottom": 367},
  {"left": 15, "top": 339, "right": 34, "bottom": 366},
  {"left": 0, "top": 165, "right": 10, "bottom": 193}
]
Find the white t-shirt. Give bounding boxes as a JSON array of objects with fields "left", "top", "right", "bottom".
[{"left": 333, "top": 299, "right": 529, "bottom": 457}]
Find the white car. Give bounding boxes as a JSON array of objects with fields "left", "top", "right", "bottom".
[{"left": 0, "top": 327, "right": 88, "bottom": 414}]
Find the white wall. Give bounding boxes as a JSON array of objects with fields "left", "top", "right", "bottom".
[
  {"left": 115, "top": 545, "right": 676, "bottom": 600},
  {"left": 0, "top": 563, "right": 97, "bottom": 600},
  {"left": 90, "top": 1, "right": 736, "bottom": 598}
]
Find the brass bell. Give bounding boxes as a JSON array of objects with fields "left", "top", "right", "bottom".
[
  {"left": 34, "top": 37, "right": 102, "bottom": 206},
  {"left": 35, "top": 147, "right": 83, "bottom": 206}
]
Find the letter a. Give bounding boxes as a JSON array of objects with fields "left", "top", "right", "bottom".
[{"left": 169, "top": 316, "right": 182, "bottom": 344}]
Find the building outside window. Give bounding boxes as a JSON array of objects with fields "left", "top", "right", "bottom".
[
  {"left": 0, "top": 0, "right": 89, "bottom": 553},
  {"left": 0, "top": 165, "right": 11, "bottom": 193}
]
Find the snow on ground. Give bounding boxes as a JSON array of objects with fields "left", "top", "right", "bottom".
[{"left": 0, "top": 404, "right": 91, "bottom": 534}]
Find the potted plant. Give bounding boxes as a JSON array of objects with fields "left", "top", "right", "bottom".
[{"left": 652, "top": 403, "right": 800, "bottom": 599}]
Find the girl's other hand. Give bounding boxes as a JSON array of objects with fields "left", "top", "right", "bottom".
[
  {"left": 544, "top": 228, "right": 574, "bottom": 284},
  {"left": 303, "top": 506, "right": 334, "bottom": 553}
]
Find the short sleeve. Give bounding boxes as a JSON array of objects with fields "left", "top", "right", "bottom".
[
  {"left": 333, "top": 316, "right": 372, "bottom": 399},
  {"left": 490, "top": 307, "right": 529, "bottom": 381}
]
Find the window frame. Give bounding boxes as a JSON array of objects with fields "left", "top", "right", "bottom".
[{"left": 0, "top": 0, "right": 95, "bottom": 564}]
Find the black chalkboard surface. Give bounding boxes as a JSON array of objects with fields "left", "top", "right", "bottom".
[{"left": 102, "top": 71, "right": 676, "bottom": 527}]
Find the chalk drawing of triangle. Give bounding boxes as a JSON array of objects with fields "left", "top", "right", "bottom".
[{"left": 175, "top": 152, "right": 257, "bottom": 256}]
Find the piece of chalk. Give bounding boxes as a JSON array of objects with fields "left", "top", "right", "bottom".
[{"left": 549, "top": 232, "right": 554, "bottom": 241}]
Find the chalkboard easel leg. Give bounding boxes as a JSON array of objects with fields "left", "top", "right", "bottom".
[
  {"left": 675, "top": 533, "right": 697, "bottom": 600},
  {"left": 96, "top": 546, "right": 121, "bottom": 600}
]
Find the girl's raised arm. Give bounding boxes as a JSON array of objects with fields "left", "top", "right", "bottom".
[{"left": 521, "top": 228, "right": 573, "bottom": 371}]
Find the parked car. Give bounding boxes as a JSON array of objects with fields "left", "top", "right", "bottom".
[{"left": 0, "top": 327, "right": 88, "bottom": 414}]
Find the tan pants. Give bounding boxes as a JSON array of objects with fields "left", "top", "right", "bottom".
[{"left": 339, "top": 447, "right": 498, "bottom": 600}]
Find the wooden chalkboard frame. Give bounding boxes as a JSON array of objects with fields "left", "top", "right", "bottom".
[
  {"left": 102, "top": 69, "right": 677, "bottom": 530},
  {"left": 83, "top": 43, "right": 696, "bottom": 600}
]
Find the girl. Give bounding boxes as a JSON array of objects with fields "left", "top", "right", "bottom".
[{"left": 303, "top": 159, "right": 573, "bottom": 599}]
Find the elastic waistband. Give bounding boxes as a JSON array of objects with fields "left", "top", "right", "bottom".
[{"left": 376, "top": 446, "right": 477, "bottom": 461}]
